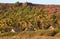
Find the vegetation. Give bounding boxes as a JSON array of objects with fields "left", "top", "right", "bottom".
[
  {"left": 0, "top": 32, "right": 18, "bottom": 36},
  {"left": 0, "top": 2, "right": 60, "bottom": 36}
]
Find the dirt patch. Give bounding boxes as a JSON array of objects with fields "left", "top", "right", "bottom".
[{"left": 0, "top": 34, "right": 60, "bottom": 39}]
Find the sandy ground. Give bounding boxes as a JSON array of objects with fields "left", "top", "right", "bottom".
[{"left": 0, "top": 35, "right": 60, "bottom": 39}]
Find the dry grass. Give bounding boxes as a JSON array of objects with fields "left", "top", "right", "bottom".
[
  {"left": 0, "top": 30, "right": 60, "bottom": 39},
  {"left": 0, "top": 34, "right": 60, "bottom": 39}
]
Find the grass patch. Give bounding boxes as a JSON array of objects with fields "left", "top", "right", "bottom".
[
  {"left": 0, "top": 32, "right": 18, "bottom": 37},
  {"left": 19, "top": 30, "right": 58, "bottom": 36}
]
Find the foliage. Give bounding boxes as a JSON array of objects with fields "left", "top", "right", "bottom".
[{"left": 0, "top": 2, "right": 60, "bottom": 32}]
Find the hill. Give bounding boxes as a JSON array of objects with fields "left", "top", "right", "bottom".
[
  {"left": 0, "top": 2, "right": 60, "bottom": 14},
  {"left": 0, "top": 2, "right": 60, "bottom": 36}
]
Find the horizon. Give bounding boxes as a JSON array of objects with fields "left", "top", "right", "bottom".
[{"left": 0, "top": 0, "right": 60, "bottom": 5}]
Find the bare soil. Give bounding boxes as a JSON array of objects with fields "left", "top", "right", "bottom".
[{"left": 0, "top": 34, "right": 60, "bottom": 39}]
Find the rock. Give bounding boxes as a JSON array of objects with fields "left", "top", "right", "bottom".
[{"left": 48, "top": 26, "right": 54, "bottom": 30}]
